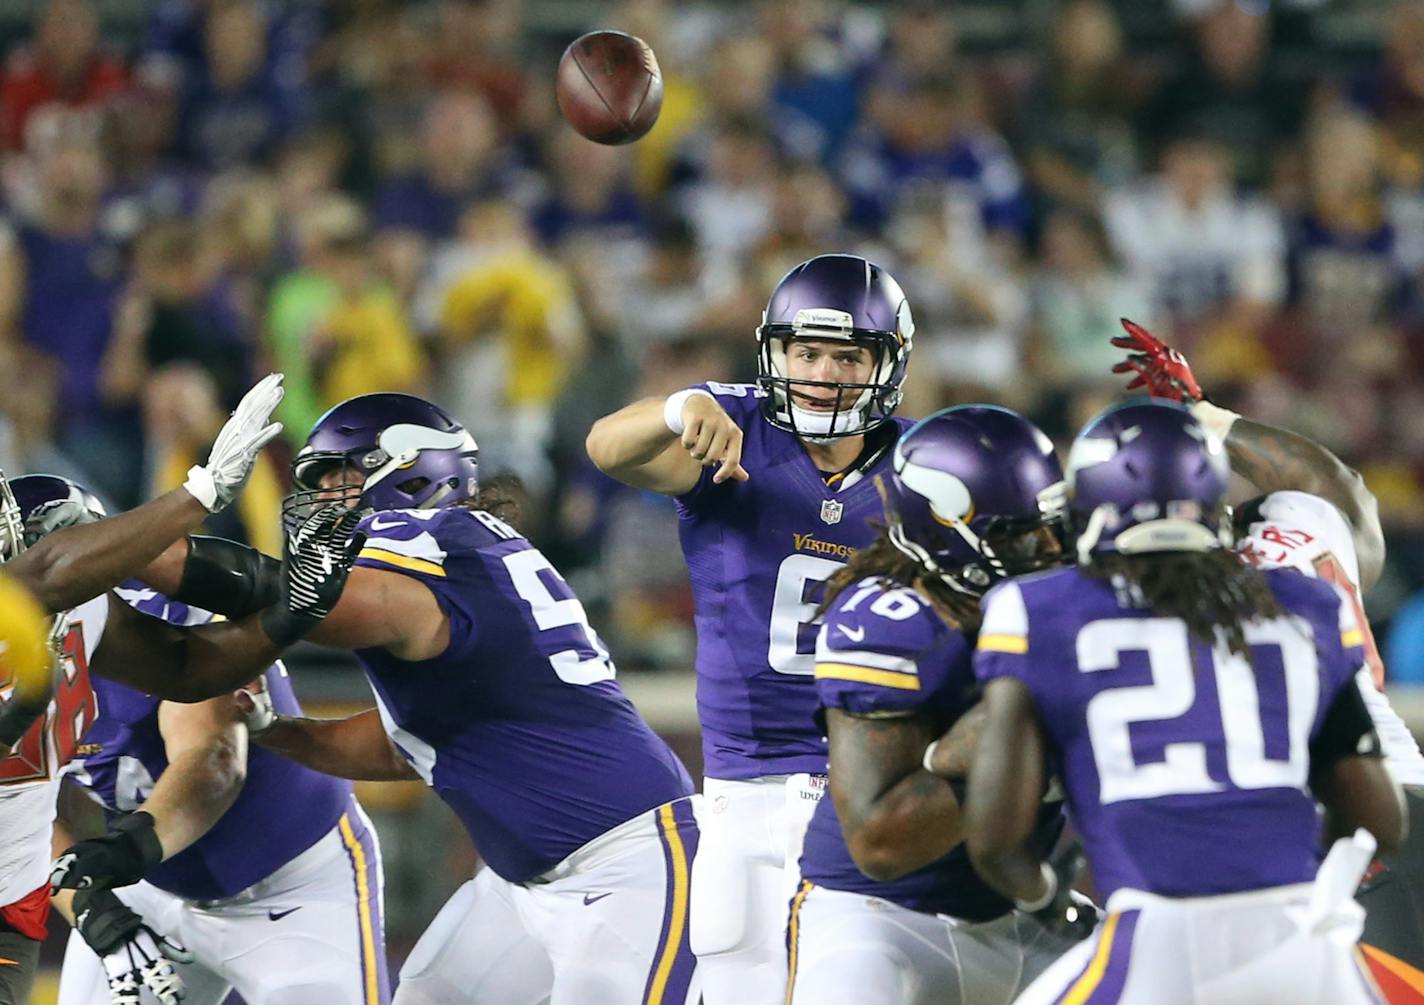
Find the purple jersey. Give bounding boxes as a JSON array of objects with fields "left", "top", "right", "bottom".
[
  {"left": 676, "top": 384, "right": 913, "bottom": 779},
  {"left": 73, "top": 584, "right": 352, "bottom": 902},
  {"left": 976, "top": 566, "right": 1369, "bottom": 900},
  {"left": 800, "top": 578, "right": 1059, "bottom": 918},
  {"left": 352, "top": 507, "right": 693, "bottom": 883}
]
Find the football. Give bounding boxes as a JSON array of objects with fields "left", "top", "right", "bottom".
[{"left": 555, "top": 30, "right": 663, "bottom": 145}]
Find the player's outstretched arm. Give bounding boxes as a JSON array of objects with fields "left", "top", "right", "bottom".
[
  {"left": 238, "top": 698, "right": 418, "bottom": 781},
  {"left": 6, "top": 373, "right": 285, "bottom": 613},
  {"left": 1111, "top": 319, "right": 1384, "bottom": 588},
  {"left": 1218, "top": 417, "right": 1384, "bottom": 588},
  {"left": 826, "top": 708, "right": 967, "bottom": 881},
  {"left": 90, "top": 506, "right": 366, "bottom": 703},
  {"left": 138, "top": 534, "right": 282, "bottom": 619},
  {"left": 586, "top": 390, "right": 748, "bottom": 495}
]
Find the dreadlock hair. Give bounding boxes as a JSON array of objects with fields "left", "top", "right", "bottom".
[
  {"left": 818, "top": 526, "right": 981, "bottom": 630},
  {"left": 454, "top": 471, "right": 526, "bottom": 531},
  {"left": 1083, "top": 548, "right": 1283, "bottom": 656}
]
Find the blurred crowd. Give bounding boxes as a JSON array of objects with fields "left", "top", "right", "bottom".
[{"left": 4, "top": 0, "right": 1424, "bottom": 676}]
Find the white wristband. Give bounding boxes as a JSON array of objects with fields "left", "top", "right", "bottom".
[
  {"left": 1014, "top": 862, "right": 1059, "bottom": 913},
  {"left": 922, "top": 740, "right": 941, "bottom": 776},
  {"left": 1189, "top": 399, "right": 1240, "bottom": 442},
  {"left": 182, "top": 464, "right": 219, "bottom": 512},
  {"left": 663, "top": 388, "right": 714, "bottom": 436}
]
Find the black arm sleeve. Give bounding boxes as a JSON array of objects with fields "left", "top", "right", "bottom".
[
  {"left": 172, "top": 536, "right": 282, "bottom": 619},
  {"left": 1309, "top": 678, "right": 1383, "bottom": 784}
]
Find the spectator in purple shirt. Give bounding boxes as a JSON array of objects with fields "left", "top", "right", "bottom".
[
  {"left": 176, "top": 0, "right": 307, "bottom": 172},
  {"left": 0, "top": 116, "right": 138, "bottom": 503},
  {"left": 839, "top": 74, "right": 1030, "bottom": 245}
]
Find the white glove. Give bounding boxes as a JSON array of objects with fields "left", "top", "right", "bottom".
[
  {"left": 234, "top": 685, "right": 277, "bottom": 736},
  {"left": 182, "top": 373, "right": 285, "bottom": 513},
  {"left": 101, "top": 926, "right": 190, "bottom": 1005}
]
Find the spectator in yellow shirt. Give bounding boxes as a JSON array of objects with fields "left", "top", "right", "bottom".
[
  {"left": 431, "top": 201, "right": 584, "bottom": 491},
  {"left": 267, "top": 194, "right": 427, "bottom": 441}
]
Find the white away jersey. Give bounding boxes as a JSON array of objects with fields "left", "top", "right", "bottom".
[
  {"left": 0, "top": 592, "right": 107, "bottom": 906},
  {"left": 1237, "top": 490, "right": 1424, "bottom": 786}
]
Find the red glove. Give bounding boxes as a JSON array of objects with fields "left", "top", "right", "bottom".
[{"left": 1110, "top": 319, "right": 1203, "bottom": 403}]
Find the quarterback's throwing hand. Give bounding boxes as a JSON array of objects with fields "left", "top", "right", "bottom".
[
  {"left": 680, "top": 394, "right": 749, "bottom": 485},
  {"left": 182, "top": 373, "right": 285, "bottom": 512}
]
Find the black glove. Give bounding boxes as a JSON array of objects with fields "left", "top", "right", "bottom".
[
  {"left": 72, "top": 888, "right": 191, "bottom": 1005},
  {"left": 51, "top": 812, "right": 164, "bottom": 893},
  {"left": 1017, "top": 848, "right": 1101, "bottom": 941},
  {"left": 260, "top": 505, "right": 366, "bottom": 647}
]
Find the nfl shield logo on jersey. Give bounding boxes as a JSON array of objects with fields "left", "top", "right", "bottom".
[{"left": 820, "top": 499, "right": 844, "bottom": 525}]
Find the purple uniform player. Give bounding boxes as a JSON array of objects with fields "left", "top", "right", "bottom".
[
  {"left": 230, "top": 393, "right": 700, "bottom": 1005},
  {"left": 965, "top": 401, "right": 1404, "bottom": 1005},
  {"left": 588, "top": 254, "right": 915, "bottom": 1005},
  {"left": 790, "top": 407, "right": 1089, "bottom": 1005}
]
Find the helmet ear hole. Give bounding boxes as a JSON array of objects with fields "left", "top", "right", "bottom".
[{"left": 397, "top": 476, "right": 431, "bottom": 496}]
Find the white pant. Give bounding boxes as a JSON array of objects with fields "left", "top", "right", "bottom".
[
  {"left": 787, "top": 883, "right": 1083, "bottom": 1005},
  {"left": 394, "top": 796, "right": 700, "bottom": 1005},
  {"left": 59, "top": 807, "right": 388, "bottom": 1005},
  {"left": 1016, "top": 884, "right": 1383, "bottom": 1005},
  {"left": 691, "top": 774, "right": 825, "bottom": 1005}
]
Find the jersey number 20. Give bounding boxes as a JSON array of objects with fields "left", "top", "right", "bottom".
[{"left": 1080, "top": 616, "right": 1320, "bottom": 803}]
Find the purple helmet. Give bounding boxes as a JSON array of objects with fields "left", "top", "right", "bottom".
[
  {"left": 285, "top": 393, "right": 479, "bottom": 531},
  {"left": 756, "top": 254, "right": 913, "bottom": 440},
  {"left": 1067, "top": 400, "right": 1231, "bottom": 563},
  {"left": 881, "top": 405, "right": 1067, "bottom": 595},
  {"left": 7, "top": 474, "right": 108, "bottom": 550}
]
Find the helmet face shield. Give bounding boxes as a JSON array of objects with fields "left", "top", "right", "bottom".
[{"left": 756, "top": 329, "right": 906, "bottom": 440}]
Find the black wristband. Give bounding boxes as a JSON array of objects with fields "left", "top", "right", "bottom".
[
  {"left": 175, "top": 536, "right": 282, "bottom": 618},
  {"left": 113, "top": 811, "right": 165, "bottom": 871},
  {"left": 0, "top": 693, "right": 48, "bottom": 747}
]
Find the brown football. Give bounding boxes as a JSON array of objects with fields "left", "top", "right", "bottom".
[{"left": 555, "top": 31, "right": 663, "bottom": 145}]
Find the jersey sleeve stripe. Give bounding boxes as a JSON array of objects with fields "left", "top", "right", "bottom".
[
  {"left": 814, "top": 662, "right": 921, "bottom": 691},
  {"left": 356, "top": 547, "right": 448, "bottom": 578},
  {"left": 816, "top": 648, "right": 918, "bottom": 673},
  {"left": 1342, "top": 629, "right": 1365, "bottom": 648},
  {"left": 978, "top": 633, "right": 1029, "bottom": 654}
]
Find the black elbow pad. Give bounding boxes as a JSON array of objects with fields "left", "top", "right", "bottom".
[{"left": 174, "top": 536, "right": 282, "bottom": 618}]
